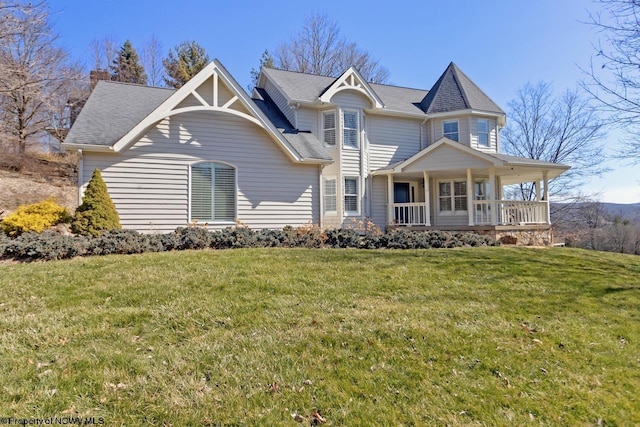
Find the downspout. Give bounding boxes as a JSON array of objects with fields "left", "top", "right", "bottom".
[
  {"left": 360, "top": 111, "right": 366, "bottom": 218},
  {"left": 77, "top": 149, "right": 83, "bottom": 206},
  {"left": 319, "top": 164, "right": 324, "bottom": 229}
]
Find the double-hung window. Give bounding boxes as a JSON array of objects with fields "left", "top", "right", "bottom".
[
  {"left": 342, "top": 110, "right": 359, "bottom": 149},
  {"left": 477, "top": 119, "right": 489, "bottom": 147},
  {"left": 443, "top": 120, "right": 459, "bottom": 142},
  {"left": 323, "top": 177, "right": 337, "bottom": 214},
  {"left": 343, "top": 177, "right": 359, "bottom": 214},
  {"left": 322, "top": 111, "right": 336, "bottom": 146},
  {"left": 438, "top": 180, "right": 467, "bottom": 213},
  {"left": 190, "top": 162, "right": 236, "bottom": 222}
]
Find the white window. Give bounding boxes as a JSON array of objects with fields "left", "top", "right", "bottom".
[
  {"left": 477, "top": 119, "right": 489, "bottom": 147},
  {"left": 443, "top": 120, "right": 459, "bottom": 142},
  {"left": 438, "top": 180, "right": 467, "bottom": 213},
  {"left": 342, "top": 110, "right": 359, "bottom": 149},
  {"left": 322, "top": 111, "right": 336, "bottom": 146},
  {"left": 190, "top": 162, "right": 236, "bottom": 222},
  {"left": 344, "top": 177, "right": 359, "bottom": 214},
  {"left": 323, "top": 177, "right": 337, "bottom": 214}
]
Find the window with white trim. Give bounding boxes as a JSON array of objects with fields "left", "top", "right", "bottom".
[
  {"left": 477, "top": 119, "right": 489, "bottom": 147},
  {"left": 438, "top": 180, "right": 467, "bottom": 213},
  {"left": 342, "top": 110, "right": 359, "bottom": 149},
  {"left": 443, "top": 120, "right": 459, "bottom": 142},
  {"left": 344, "top": 177, "right": 359, "bottom": 214},
  {"left": 322, "top": 111, "right": 336, "bottom": 146},
  {"left": 190, "top": 162, "right": 236, "bottom": 222},
  {"left": 323, "top": 177, "right": 337, "bottom": 214}
]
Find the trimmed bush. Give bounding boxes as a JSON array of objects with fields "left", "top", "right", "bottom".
[
  {"left": 0, "top": 199, "right": 71, "bottom": 237},
  {"left": 71, "top": 169, "right": 121, "bottom": 237},
  {"left": 0, "top": 225, "right": 499, "bottom": 262}
]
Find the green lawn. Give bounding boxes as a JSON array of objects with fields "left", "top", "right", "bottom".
[{"left": 0, "top": 247, "right": 638, "bottom": 426}]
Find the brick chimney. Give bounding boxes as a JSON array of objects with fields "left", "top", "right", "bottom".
[{"left": 90, "top": 69, "right": 110, "bottom": 91}]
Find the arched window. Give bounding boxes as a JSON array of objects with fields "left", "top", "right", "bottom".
[{"left": 190, "top": 162, "right": 236, "bottom": 222}]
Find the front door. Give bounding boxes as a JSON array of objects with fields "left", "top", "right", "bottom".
[
  {"left": 394, "top": 183, "right": 411, "bottom": 224},
  {"left": 394, "top": 182, "right": 411, "bottom": 203}
]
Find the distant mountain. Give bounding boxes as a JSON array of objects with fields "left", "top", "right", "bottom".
[
  {"left": 552, "top": 202, "right": 640, "bottom": 227},
  {"left": 599, "top": 202, "right": 640, "bottom": 220}
]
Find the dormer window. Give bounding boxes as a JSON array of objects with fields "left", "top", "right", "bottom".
[
  {"left": 478, "top": 119, "right": 489, "bottom": 147},
  {"left": 443, "top": 120, "right": 459, "bottom": 142},
  {"left": 322, "top": 111, "right": 336, "bottom": 146},
  {"left": 342, "top": 110, "right": 359, "bottom": 149}
]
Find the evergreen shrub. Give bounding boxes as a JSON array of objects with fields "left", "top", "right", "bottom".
[
  {"left": 71, "top": 169, "right": 121, "bottom": 236},
  {"left": 0, "top": 199, "right": 71, "bottom": 236}
]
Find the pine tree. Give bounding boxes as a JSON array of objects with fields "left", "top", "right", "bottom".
[
  {"left": 110, "top": 40, "right": 147, "bottom": 84},
  {"left": 163, "top": 40, "right": 210, "bottom": 89},
  {"left": 71, "top": 169, "right": 121, "bottom": 236},
  {"left": 248, "top": 49, "right": 274, "bottom": 91}
]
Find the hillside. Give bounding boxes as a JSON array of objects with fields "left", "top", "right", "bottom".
[
  {"left": 0, "top": 247, "right": 637, "bottom": 425},
  {"left": 0, "top": 153, "right": 78, "bottom": 217}
]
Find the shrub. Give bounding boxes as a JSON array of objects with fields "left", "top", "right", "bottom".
[
  {"left": 2, "top": 231, "right": 90, "bottom": 261},
  {"left": 0, "top": 199, "right": 71, "bottom": 237},
  {"left": 71, "top": 169, "right": 121, "bottom": 237}
]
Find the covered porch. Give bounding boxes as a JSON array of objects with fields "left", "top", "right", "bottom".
[{"left": 372, "top": 138, "right": 570, "bottom": 228}]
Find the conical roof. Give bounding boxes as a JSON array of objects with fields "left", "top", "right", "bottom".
[{"left": 420, "top": 62, "right": 504, "bottom": 114}]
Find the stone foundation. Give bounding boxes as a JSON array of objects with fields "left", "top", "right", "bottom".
[{"left": 475, "top": 227, "right": 553, "bottom": 246}]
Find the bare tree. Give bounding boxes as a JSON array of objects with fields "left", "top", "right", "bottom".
[
  {"left": 273, "top": 13, "right": 389, "bottom": 83},
  {"left": 0, "top": 1, "right": 83, "bottom": 153},
  {"left": 502, "top": 82, "right": 608, "bottom": 202},
  {"left": 142, "top": 34, "right": 164, "bottom": 87},
  {"left": 88, "top": 35, "right": 118, "bottom": 72},
  {"left": 583, "top": 0, "right": 640, "bottom": 164}
]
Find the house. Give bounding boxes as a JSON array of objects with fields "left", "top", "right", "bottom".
[{"left": 62, "top": 59, "right": 570, "bottom": 244}]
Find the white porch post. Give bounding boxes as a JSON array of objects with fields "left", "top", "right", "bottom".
[
  {"left": 423, "top": 171, "right": 431, "bottom": 226},
  {"left": 467, "top": 168, "right": 474, "bottom": 226},
  {"left": 536, "top": 180, "right": 542, "bottom": 201},
  {"left": 543, "top": 171, "right": 550, "bottom": 224},
  {"left": 489, "top": 168, "right": 496, "bottom": 225},
  {"left": 387, "top": 174, "right": 394, "bottom": 225}
]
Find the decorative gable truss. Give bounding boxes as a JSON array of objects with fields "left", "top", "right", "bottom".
[
  {"left": 319, "top": 67, "right": 384, "bottom": 109},
  {"left": 111, "top": 60, "right": 306, "bottom": 162}
]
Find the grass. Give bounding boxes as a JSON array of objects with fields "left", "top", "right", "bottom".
[{"left": 0, "top": 247, "right": 638, "bottom": 426}]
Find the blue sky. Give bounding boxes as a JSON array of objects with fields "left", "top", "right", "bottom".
[{"left": 51, "top": 0, "right": 639, "bottom": 203}]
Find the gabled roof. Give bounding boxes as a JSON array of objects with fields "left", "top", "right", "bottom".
[
  {"left": 373, "top": 138, "right": 570, "bottom": 179},
  {"left": 419, "top": 62, "right": 505, "bottom": 115},
  {"left": 260, "top": 68, "right": 427, "bottom": 116},
  {"left": 253, "top": 88, "right": 331, "bottom": 161},
  {"left": 64, "top": 82, "right": 173, "bottom": 150},
  {"left": 63, "top": 60, "right": 331, "bottom": 164},
  {"left": 318, "top": 67, "right": 384, "bottom": 108}
]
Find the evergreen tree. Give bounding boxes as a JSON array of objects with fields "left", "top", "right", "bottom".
[
  {"left": 110, "top": 40, "right": 147, "bottom": 84},
  {"left": 248, "top": 49, "right": 274, "bottom": 91},
  {"left": 71, "top": 169, "right": 121, "bottom": 236},
  {"left": 163, "top": 40, "right": 210, "bottom": 89}
]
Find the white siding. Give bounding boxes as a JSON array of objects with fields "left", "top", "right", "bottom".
[
  {"left": 296, "top": 108, "right": 317, "bottom": 132},
  {"left": 371, "top": 175, "right": 389, "bottom": 229},
  {"left": 331, "top": 91, "right": 372, "bottom": 109},
  {"left": 82, "top": 112, "right": 319, "bottom": 233},
  {"left": 342, "top": 150, "right": 360, "bottom": 176},
  {"left": 403, "top": 145, "right": 490, "bottom": 173},
  {"left": 368, "top": 115, "right": 422, "bottom": 170},
  {"left": 263, "top": 79, "right": 295, "bottom": 126}
]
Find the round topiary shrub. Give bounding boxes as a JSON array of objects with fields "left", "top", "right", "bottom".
[
  {"left": 0, "top": 198, "right": 71, "bottom": 237},
  {"left": 71, "top": 169, "right": 121, "bottom": 237}
]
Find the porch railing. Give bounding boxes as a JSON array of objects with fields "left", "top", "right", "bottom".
[
  {"left": 393, "top": 200, "right": 549, "bottom": 226},
  {"left": 393, "top": 203, "right": 427, "bottom": 226},
  {"left": 498, "top": 200, "right": 548, "bottom": 225}
]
